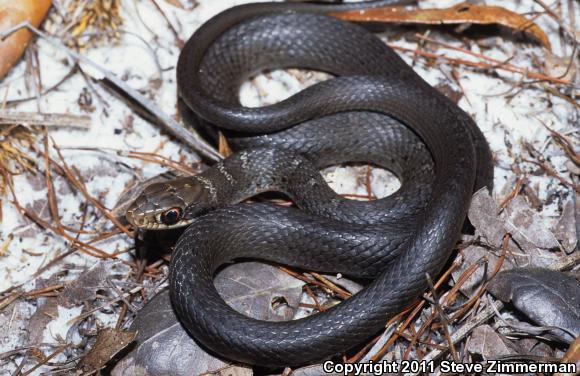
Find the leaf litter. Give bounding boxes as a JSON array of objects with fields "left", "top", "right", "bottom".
[{"left": 0, "top": 0, "right": 578, "bottom": 375}]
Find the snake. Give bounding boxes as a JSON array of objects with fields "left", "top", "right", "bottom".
[{"left": 125, "top": 0, "right": 494, "bottom": 368}]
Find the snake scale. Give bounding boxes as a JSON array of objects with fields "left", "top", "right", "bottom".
[{"left": 125, "top": 0, "right": 494, "bottom": 368}]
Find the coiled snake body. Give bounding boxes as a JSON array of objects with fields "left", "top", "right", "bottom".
[{"left": 126, "top": 0, "right": 493, "bottom": 368}]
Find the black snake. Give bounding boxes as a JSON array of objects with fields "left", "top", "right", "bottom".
[{"left": 125, "top": 0, "right": 494, "bottom": 368}]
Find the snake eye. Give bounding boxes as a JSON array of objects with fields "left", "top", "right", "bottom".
[{"left": 161, "top": 207, "right": 183, "bottom": 225}]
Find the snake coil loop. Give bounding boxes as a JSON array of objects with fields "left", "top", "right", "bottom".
[{"left": 128, "top": 0, "right": 493, "bottom": 368}]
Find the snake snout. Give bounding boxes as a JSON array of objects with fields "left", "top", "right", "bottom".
[{"left": 125, "top": 204, "right": 153, "bottom": 229}]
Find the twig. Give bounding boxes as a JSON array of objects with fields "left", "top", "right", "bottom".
[
  {"left": 310, "top": 272, "right": 352, "bottom": 298},
  {"left": 499, "top": 175, "right": 525, "bottom": 210},
  {"left": 0, "top": 111, "right": 90, "bottom": 129},
  {"left": 57, "top": 146, "right": 203, "bottom": 176},
  {"left": 24, "top": 284, "right": 63, "bottom": 298},
  {"left": 304, "top": 285, "right": 325, "bottom": 312},
  {"left": 425, "top": 273, "right": 459, "bottom": 362},
  {"left": 548, "top": 251, "right": 580, "bottom": 271},
  {"left": 278, "top": 267, "right": 351, "bottom": 299},
  {"left": 0, "top": 292, "right": 22, "bottom": 311}
]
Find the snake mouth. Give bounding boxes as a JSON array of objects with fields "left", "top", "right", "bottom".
[
  {"left": 125, "top": 210, "right": 150, "bottom": 229},
  {"left": 126, "top": 209, "right": 194, "bottom": 230},
  {"left": 147, "top": 218, "right": 195, "bottom": 230}
]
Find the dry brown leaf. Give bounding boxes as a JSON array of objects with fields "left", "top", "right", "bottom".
[
  {"left": 468, "top": 188, "right": 505, "bottom": 248},
  {"left": 218, "top": 131, "right": 233, "bottom": 157},
  {"left": 552, "top": 198, "right": 579, "bottom": 254},
  {"left": 330, "top": 2, "right": 551, "bottom": 50},
  {"left": 0, "top": 0, "right": 52, "bottom": 79},
  {"left": 58, "top": 260, "right": 122, "bottom": 307},
  {"left": 466, "top": 325, "right": 517, "bottom": 359},
  {"left": 78, "top": 328, "right": 137, "bottom": 374}
]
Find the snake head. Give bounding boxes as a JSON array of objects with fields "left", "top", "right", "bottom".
[{"left": 125, "top": 177, "right": 211, "bottom": 230}]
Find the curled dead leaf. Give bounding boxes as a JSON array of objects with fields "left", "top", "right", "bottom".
[
  {"left": 467, "top": 325, "right": 517, "bottom": 359},
  {"left": 0, "top": 0, "right": 52, "bottom": 79},
  {"left": 58, "top": 260, "right": 120, "bottom": 307},
  {"left": 78, "top": 328, "right": 137, "bottom": 374},
  {"left": 330, "top": 2, "right": 551, "bottom": 50}
]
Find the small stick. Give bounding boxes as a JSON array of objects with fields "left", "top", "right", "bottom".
[
  {"left": 304, "top": 285, "right": 325, "bottom": 312},
  {"left": 43, "top": 133, "right": 66, "bottom": 234},
  {"left": 0, "top": 111, "right": 91, "bottom": 128},
  {"left": 310, "top": 272, "right": 352, "bottom": 298},
  {"left": 24, "top": 284, "right": 64, "bottom": 298},
  {"left": 425, "top": 273, "right": 461, "bottom": 363},
  {"left": 0, "top": 292, "right": 22, "bottom": 311},
  {"left": 278, "top": 267, "right": 350, "bottom": 299},
  {"left": 549, "top": 251, "right": 580, "bottom": 271},
  {"left": 499, "top": 175, "right": 525, "bottom": 210}
]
